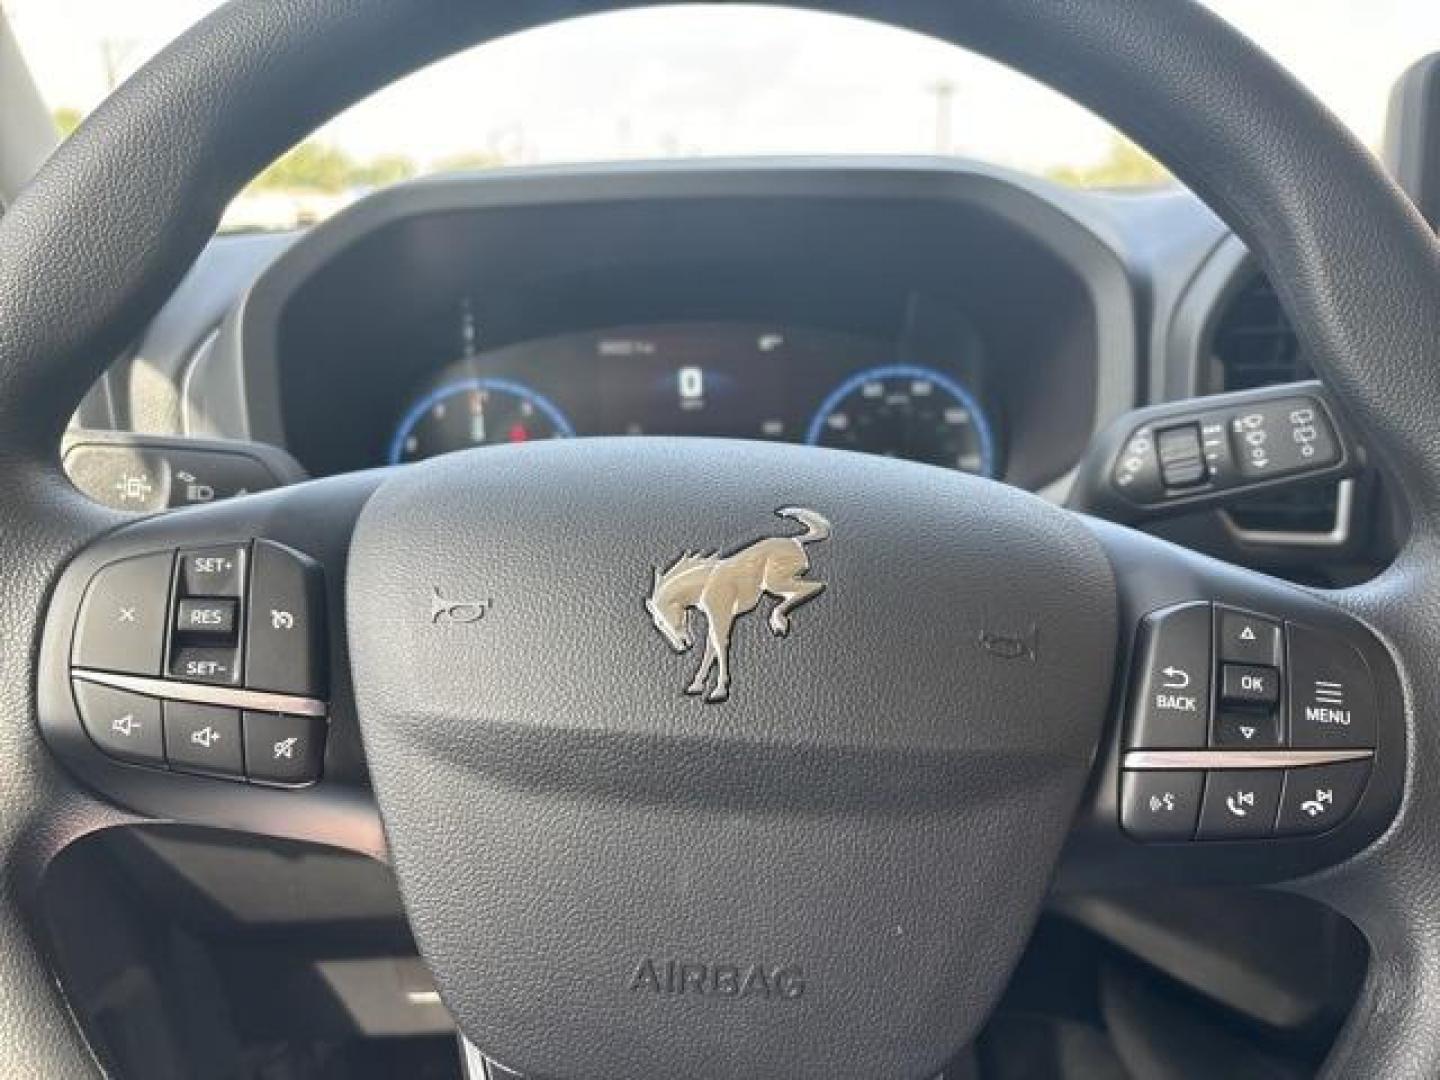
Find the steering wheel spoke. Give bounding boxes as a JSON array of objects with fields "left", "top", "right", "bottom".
[
  {"left": 36, "top": 473, "right": 385, "bottom": 858},
  {"left": 1057, "top": 518, "right": 1404, "bottom": 889}
]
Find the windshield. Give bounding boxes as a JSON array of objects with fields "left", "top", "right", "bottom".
[{"left": 6, "top": 1, "right": 1438, "bottom": 231}]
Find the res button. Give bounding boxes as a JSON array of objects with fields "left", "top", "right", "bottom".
[{"left": 174, "top": 599, "right": 238, "bottom": 642}]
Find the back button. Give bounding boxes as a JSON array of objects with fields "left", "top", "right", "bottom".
[{"left": 1126, "top": 602, "right": 1212, "bottom": 749}]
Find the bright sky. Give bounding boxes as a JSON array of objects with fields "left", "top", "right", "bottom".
[{"left": 6, "top": 1, "right": 1440, "bottom": 176}]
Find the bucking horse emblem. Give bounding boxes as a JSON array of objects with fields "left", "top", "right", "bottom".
[{"left": 645, "top": 507, "right": 831, "bottom": 702}]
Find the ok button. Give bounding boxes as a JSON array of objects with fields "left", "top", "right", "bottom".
[{"left": 1220, "top": 663, "right": 1281, "bottom": 708}]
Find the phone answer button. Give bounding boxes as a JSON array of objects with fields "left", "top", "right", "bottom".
[{"left": 1197, "top": 770, "right": 1283, "bottom": 840}]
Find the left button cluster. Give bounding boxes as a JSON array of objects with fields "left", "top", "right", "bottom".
[{"left": 67, "top": 542, "right": 328, "bottom": 786}]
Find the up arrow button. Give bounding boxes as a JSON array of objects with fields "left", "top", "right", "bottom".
[
  {"left": 1126, "top": 602, "right": 1213, "bottom": 749},
  {"left": 1218, "top": 607, "right": 1282, "bottom": 666}
]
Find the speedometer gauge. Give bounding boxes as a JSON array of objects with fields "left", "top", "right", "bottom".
[
  {"left": 388, "top": 377, "right": 574, "bottom": 464},
  {"left": 805, "top": 364, "right": 996, "bottom": 476}
]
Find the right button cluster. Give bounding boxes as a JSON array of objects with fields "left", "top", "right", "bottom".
[{"left": 1121, "top": 602, "right": 1376, "bottom": 842}]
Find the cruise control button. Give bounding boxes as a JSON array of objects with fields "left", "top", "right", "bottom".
[
  {"left": 243, "top": 712, "right": 326, "bottom": 786},
  {"left": 1220, "top": 663, "right": 1280, "bottom": 708},
  {"left": 1277, "top": 760, "right": 1371, "bottom": 837},
  {"left": 1197, "top": 771, "right": 1283, "bottom": 840},
  {"left": 170, "top": 646, "right": 241, "bottom": 685},
  {"left": 175, "top": 599, "right": 238, "bottom": 642},
  {"left": 1126, "top": 602, "right": 1211, "bottom": 748},
  {"left": 179, "top": 545, "right": 246, "bottom": 598},
  {"left": 164, "top": 701, "right": 243, "bottom": 778},
  {"left": 1217, "top": 608, "right": 1282, "bottom": 666},
  {"left": 72, "top": 552, "right": 173, "bottom": 676},
  {"left": 1120, "top": 770, "right": 1202, "bottom": 841},
  {"left": 1213, "top": 711, "right": 1282, "bottom": 747},
  {"left": 73, "top": 680, "right": 164, "bottom": 766},
  {"left": 1287, "top": 623, "right": 1377, "bottom": 748},
  {"left": 245, "top": 541, "right": 326, "bottom": 697}
]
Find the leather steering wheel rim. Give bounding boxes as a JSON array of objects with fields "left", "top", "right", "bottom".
[{"left": 2, "top": 0, "right": 1439, "bottom": 1075}]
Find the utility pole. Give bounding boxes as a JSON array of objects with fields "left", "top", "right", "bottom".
[
  {"left": 926, "top": 79, "right": 955, "bottom": 155},
  {"left": 99, "top": 37, "right": 136, "bottom": 91}
]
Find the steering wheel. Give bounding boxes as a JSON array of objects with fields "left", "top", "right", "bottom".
[{"left": 3, "top": 0, "right": 1438, "bottom": 1076}]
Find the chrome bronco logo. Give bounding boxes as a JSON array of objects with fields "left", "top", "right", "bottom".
[{"left": 645, "top": 507, "right": 830, "bottom": 702}]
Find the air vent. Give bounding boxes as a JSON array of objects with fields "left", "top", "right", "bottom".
[
  {"left": 1212, "top": 275, "right": 1312, "bottom": 392},
  {"left": 1210, "top": 273, "right": 1340, "bottom": 538}
]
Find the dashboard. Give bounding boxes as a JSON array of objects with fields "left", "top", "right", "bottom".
[
  {"left": 187, "top": 162, "right": 1135, "bottom": 493},
  {"left": 80, "top": 158, "right": 1390, "bottom": 582},
  {"left": 390, "top": 322, "right": 997, "bottom": 473}
]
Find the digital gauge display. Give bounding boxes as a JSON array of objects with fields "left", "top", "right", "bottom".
[{"left": 388, "top": 322, "right": 998, "bottom": 477}]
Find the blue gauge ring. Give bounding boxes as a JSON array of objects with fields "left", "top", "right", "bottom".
[
  {"left": 803, "top": 363, "right": 997, "bottom": 477},
  {"left": 388, "top": 376, "right": 575, "bottom": 465}
]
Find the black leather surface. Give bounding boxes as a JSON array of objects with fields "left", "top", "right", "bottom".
[{"left": 0, "top": 0, "right": 1437, "bottom": 1075}]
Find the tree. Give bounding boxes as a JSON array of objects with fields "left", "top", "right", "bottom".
[
  {"left": 351, "top": 153, "right": 417, "bottom": 189},
  {"left": 53, "top": 108, "right": 82, "bottom": 137},
  {"left": 251, "top": 141, "right": 357, "bottom": 193},
  {"left": 1046, "top": 135, "right": 1170, "bottom": 189},
  {"left": 429, "top": 150, "right": 506, "bottom": 175},
  {"left": 246, "top": 140, "right": 419, "bottom": 193}
]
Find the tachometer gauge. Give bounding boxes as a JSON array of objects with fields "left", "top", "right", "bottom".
[
  {"left": 805, "top": 364, "right": 996, "bottom": 476},
  {"left": 388, "top": 377, "right": 573, "bottom": 464}
]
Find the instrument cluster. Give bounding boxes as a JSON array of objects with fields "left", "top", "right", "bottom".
[{"left": 388, "top": 319, "right": 1000, "bottom": 477}]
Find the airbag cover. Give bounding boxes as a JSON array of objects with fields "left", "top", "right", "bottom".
[{"left": 348, "top": 438, "right": 1116, "bottom": 1080}]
